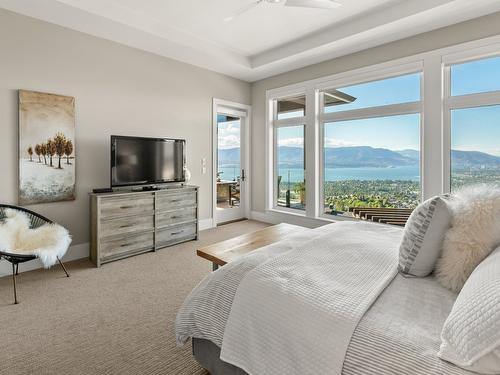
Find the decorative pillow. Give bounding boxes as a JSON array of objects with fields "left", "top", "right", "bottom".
[
  {"left": 438, "top": 246, "right": 500, "bottom": 374},
  {"left": 435, "top": 184, "right": 500, "bottom": 292},
  {"left": 398, "top": 195, "right": 452, "bottom": 277}
]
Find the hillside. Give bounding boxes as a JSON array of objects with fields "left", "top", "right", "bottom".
[{"left": 218, "top": 146, "right": 500, "bottom": 169}]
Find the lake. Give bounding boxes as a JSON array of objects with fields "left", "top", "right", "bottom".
[{"left": 219, "top": 165, "right": 420, "bottom": 183}]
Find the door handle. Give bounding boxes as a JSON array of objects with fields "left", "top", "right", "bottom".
[{"left": 241, "top": 169, "right": 245, "bottom": 181}]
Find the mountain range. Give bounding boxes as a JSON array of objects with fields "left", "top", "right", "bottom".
[{"left": 219, "top": 146, "right": 500, "bottom": 169}]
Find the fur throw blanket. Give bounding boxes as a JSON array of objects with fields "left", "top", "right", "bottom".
[
  {"left": 0, "top": 209, "right": 71, "bottom": 268},
  {"left": 435, "top": 184, "right": 500, "bottom": 292}
]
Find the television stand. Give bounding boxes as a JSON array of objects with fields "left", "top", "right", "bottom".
[{"left": 89, "top": 185, "right": 199, "bottom": 267}]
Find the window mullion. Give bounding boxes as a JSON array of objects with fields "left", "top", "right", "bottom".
[
  {"left": 448, "top": 90, "right": 500, "bottom": 110},
  {"left": 423, "top": 55, "right": 445, "bottom": 198},
  {"left": 321, "top": 101, "right": 421, "bottom": 123},
  {"left": 304, "top": 87, "right": 318, "bottom": 218},
  {"left": 274, "top": 117, "right": 307, "bottom": 127}
]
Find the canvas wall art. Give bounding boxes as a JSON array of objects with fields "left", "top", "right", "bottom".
[{"left": 19, "top": 90, "right": 76, "bottom": 205}]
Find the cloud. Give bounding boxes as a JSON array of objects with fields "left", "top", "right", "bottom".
[
  {"left": 324, "top": 138, "right": 357, "bottom": 148},
  {"left": 218, "top": 134, "right": 240, "bottom": 149},
  {"left": 278, "top": 137, "right": 304, "bottom": 147},
  {"left": 218, "top": 122, "right": 241, "bottom": 149}
]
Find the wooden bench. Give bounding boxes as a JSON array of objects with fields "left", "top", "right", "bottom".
[{"left": 197, "top": 223, "right": 307, "bottom": 270}]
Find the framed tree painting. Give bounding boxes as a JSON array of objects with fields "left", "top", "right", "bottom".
[{"left": 19, "top": 90, "right": 76, "bottom": 204}]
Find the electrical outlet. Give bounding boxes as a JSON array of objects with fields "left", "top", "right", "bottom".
[{"left": 201, "top": 157, "right": 207, "bottom": 174}]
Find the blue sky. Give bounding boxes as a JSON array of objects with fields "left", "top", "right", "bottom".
[
  {"left": 281, "top": 56, "right": 500, "bottom": 155},
  {"left": 217, "top": 118, "right": 241, "bottom": 149},
  {"left": 221, "top": 56, "right": 500, "bottom": 155}
]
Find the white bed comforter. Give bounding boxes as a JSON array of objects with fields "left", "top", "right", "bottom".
[
  {"left": 219, "top": 221, "right": 401, "bottom": 375},
  {"left": 176, "top": 221, "right": 476, "bottom": 375}
]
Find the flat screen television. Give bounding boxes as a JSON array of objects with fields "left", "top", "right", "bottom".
[{"left": 111, "top": 135, "right": 185, "bottom": 187}]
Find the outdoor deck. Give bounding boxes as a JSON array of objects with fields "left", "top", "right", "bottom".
[{"left": 349, "top": 207, "right": 413, "bottom": 226}]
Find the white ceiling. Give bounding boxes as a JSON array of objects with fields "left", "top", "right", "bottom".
[{"left": 1, "top": 0, "right": 500, "bottom": 82}]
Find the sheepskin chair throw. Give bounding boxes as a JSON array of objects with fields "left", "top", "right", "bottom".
[
  {"left": 435, "top": 184, "right": 500, "bottom": 292},
  {"left": 0, "top": 209, "right": 71, "bottom": 268}
]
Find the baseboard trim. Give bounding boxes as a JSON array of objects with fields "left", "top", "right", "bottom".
[
  {"left": 199, "top": 218, "right": 216, "bottom": 231},
  {"left": 0, "top": 242, "right": 89, "bottom": 278}
]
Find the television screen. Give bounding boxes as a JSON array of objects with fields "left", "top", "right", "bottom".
[{"left": 111, "top": 136, "right": 185, "bottom": 187}]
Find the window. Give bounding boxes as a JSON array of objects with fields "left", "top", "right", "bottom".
[
  {"left": 324, "top": 73, "right": 421, "bottom": 113},
  {"left": 450, "top": 55, "right": 500, "bottom": 96},
  {"left": 321, "top": 72, "right": 422, "bottom": 216},
  {"left": 271, "top": 95, "right": 307, "bottom": 212},
  {"left": 276, "top": 125, "right": 305, "bottom": 210},
  {"left": 323, "top": 115, "right": 420, "bottom": 215},
  {"left": 450, "top": 106, "right": 500, "bottom": 190},
  {"left": 447, "top": 55, "right": 500, "bottom": 191},
  {"left": 277, "top": 96, "right": 306, "bottom": 119},
  {"left": 265, "top": 41, "right": 500, "bottom": 224}
]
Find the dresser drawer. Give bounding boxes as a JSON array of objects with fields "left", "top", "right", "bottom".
[
  {"left": 100, "top": 232, "right": 154, "bottom": 260},
  {"left": 100, "top": 214, "right": 154, "bottom": 239},
  {"left": 156, "top": 224, "right": 197, "bottom": 247},
  {"left": 156, "top": 207, "right": 197, "bottom": 229},
  {"left": 100, "top": 194, "right": 154, "bottom": 219},
  {"left": 156, "top": 191, "right": 196, "bottom": 210}
]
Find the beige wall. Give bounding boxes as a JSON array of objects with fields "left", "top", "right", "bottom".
[
  {"left": 250, "top": 11, "right": 500, "bottom": 213},
  {"left": 0, "top": 9, "right": 251, "bottom": 246}
]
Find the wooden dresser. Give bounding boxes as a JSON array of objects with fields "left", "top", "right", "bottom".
[{"left": 90, "top": 186, "right": 198, "bottom": 267}]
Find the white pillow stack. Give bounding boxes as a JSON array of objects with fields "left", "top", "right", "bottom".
[
  {"left": 435, "top": 184, "right": 500, "bottom": 292},
  {"left": 438, "top": 246, "right": 500, "bottom": 374}
]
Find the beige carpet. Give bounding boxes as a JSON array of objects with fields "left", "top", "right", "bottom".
[{"left": 0, "top": 220, "right": 269, "bottom": 375}]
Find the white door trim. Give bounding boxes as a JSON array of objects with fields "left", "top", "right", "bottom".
[{"left": 212, "top": 98, "right": 252, "bottom": 224}]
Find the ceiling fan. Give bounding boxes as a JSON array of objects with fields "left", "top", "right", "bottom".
[{"left": 224, "top": 0, "right": 342, "bottom": 22}]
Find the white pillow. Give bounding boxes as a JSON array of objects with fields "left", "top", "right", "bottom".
[
  {"left": 438, "top": 246, "right": 500, "bottom": 374},
  {"left": 398, "top": 195, "right": 452, "bottom": 277},
  {"left": 435, "top": 184, "right": 500, "bottom": 292}
]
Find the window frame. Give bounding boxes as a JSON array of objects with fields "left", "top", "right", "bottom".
[
  {"left": 443, "top": 46, "right": 500, "bottom": 192},
  {"left": 265, "top": 35, "right": 500, "bottom": 224},
  {"left": 269, "top": 89, "right": 308, "bottom": 214},
  {"left": 317, "top": 68, "right": 423, "bottom": 220}
]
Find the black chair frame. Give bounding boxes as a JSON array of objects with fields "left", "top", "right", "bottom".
[{"left": 0, "top": 204, "right": 70, "bottom": 304}]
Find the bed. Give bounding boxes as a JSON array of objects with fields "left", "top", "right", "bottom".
[{"left": 175, "top": 221, "right": 475, "bottom": 375}]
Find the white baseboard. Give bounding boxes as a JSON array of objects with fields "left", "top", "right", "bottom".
[
  {"left": 199, "top": 218, "right": 216, "bottom": 231},
  {"left": 0, "top": 242, "right": 89, "bottom": 278}
]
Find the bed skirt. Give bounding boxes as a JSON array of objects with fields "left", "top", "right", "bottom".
[{"left": 193, "top": 338, "right": 248, "bottom": 375}]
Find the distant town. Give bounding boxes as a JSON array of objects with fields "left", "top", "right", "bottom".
[{"left": 218, "top": 145, "right": 500, "bottom": 214}]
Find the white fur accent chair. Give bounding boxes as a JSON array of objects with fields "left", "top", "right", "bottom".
[{"left": 0, "top": 205, "right": 71, "bottom": 304}]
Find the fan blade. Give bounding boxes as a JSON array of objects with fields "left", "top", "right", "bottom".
[
  {"left": 224, "top": 1, "right": 261, "bottom": 22},
  {"left": 285, "top": 0, "right": 341, "bottom": 9}
]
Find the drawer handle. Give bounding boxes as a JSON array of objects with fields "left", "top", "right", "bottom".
[
  {"left": 171, "top": 230, "right": 184, "bottom": 235},
  {"left": 120, "top": 243, "right": 132, "bottom": 247},
  {"left": 170, "top": 215, "right": 181, "bottom": 219},
  {"left": 170, "top": 199, "right": 181, "bottom": 203},
  {"left": 119, "top": 224, "right": 131, "bottom": 228},
  {"left": 120, "top": 205, "right": 134, "bottom": 210}
]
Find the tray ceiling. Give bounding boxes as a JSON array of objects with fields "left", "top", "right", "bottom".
[{"left": 1, "top": 0, "right": 500, "bottom": 81}]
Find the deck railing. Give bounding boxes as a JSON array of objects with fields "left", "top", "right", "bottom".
[{"left": 348, "top": 207, "right": 413, "bottom": 226}]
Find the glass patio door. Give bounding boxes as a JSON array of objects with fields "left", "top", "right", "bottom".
[{"left": 215, "top": 111, "right": 246, "bottom": 223}]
